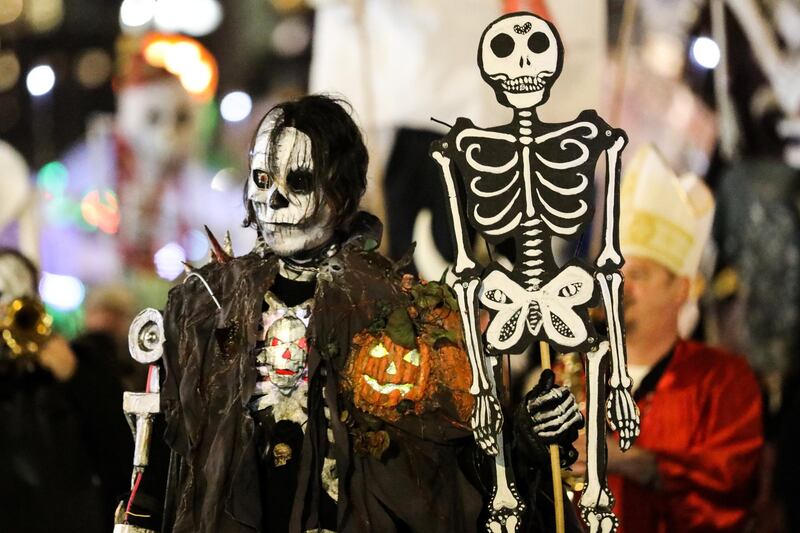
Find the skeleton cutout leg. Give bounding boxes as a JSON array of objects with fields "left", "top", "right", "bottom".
[
  {"left": 432, "top": 148, "right": 503, "bottom": 453},
  {"left": 486, "top": 359, "right": 526, "bottom": 533},
  {"left": 579, "top": 342, "right": 618, "bottom": 533}
]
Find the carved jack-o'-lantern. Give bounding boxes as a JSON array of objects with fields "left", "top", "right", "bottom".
[
  {"left": 345, "top": 293, "right": 474, "bottom": 423},
  {"left": 350, "top": 333, "right": 431, "bottom": 412}
]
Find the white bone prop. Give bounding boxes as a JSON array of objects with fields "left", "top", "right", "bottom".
[
  {"left": 579, "top": 342, "right": 618, "bottom": 532},
  {"left": 430, "top": 12, "right": 639, "bottom": 533}
]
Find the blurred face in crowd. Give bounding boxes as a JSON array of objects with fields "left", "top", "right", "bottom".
[
  {"left": 622, "top": 256, "right": 689, "bottom": 341},
  {"left": 116, "top": 78, "right": 196, "bottom": 171}
]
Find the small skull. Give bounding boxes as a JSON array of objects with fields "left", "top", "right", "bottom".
[
  {"left": 257, "top": 315, "right": 308, "bottom": 392},
  {"left": 478, "top": 13, "right": 563, "bottom": 110},
  {"left": 247, "top": 116, "right": 334, "bottom": 256},
  {"left": 272, "top": 442, "right": 292, "bottom": 467}
]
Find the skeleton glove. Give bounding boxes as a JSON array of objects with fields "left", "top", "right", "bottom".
[{"left": 515, "top": 369, "right": 584, "bottom": 469}]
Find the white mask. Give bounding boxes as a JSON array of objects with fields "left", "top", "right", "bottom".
[
  {"left": 247, "top": 122, "right": 334, "bottom": 257},
  {"left": 116, "top": 78, "right": 196, "bottom": 171}
]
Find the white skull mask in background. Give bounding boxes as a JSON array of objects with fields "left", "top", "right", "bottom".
[
  {"left": 258, "top": 315, "right": 308, "bottom": 392},
  {"left": 479, "top": 13, "right": 562, "bottom": 110},
  {"left": 116, "top": 78, "right": 196, "bottom": 171},
  {"left": 248, "top": 121, "right": 334, "bottom": 257}
]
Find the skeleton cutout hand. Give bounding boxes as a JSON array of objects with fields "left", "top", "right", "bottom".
[{"left": 431, "top": 12, "right": 639, "bottom": 532}]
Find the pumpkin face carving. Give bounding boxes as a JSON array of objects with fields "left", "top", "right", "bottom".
[{"left": 350, "top": 333, "right": 431, "bottom": 413}]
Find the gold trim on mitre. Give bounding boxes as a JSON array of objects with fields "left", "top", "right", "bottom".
[{"left": 620, "top": 145, "right": 715, "bottom": 277}]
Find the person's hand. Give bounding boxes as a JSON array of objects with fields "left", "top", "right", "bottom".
[
  {"left": 515, "top": 369, "right": 584, "bottom": 468},
  {"left": 572, "top": 431, "right": 659, "bottom": 487},
  {"left": 37, "top": 335, "right": 77, "bottom": 382}
]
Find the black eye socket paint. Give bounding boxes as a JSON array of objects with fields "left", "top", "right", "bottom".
[{"left": 286, "top": 168, "right": 313, "bottom": 194}]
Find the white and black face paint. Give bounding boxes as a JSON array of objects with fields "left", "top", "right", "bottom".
[
  {"left": 247, "top": 122, "right": 334, "bottom": 257},
  {"left": 0, "top": 254, "right": 36, "bottom": 306}
]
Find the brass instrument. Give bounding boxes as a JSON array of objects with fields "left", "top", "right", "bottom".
[{"left": 0, "top": 297, "right": 53, "bottom": 358}]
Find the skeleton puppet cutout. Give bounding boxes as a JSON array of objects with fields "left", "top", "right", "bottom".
[
  {"left": 431, "top": 12, "right": 638, "bottom": 533},
  {"left": 248, "top": 117, "right": 335, "bottom": 257}
]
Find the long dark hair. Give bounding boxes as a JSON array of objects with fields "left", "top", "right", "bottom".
[{"left": 243, "top": 94, "right": 369, "bottom": 231}]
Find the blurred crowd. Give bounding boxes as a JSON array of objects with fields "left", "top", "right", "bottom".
[{"left": 1, "top": 0, "right": 799, "bottom": 532}]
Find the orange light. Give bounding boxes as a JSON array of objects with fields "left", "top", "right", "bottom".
[
  {"left": 140, "top": 33, "right": 218, "bottom": 102},
  {"left": 81, "top": 189, "right": 120, "bottom": 234}
]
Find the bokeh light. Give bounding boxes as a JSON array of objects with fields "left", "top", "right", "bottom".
[
  {"left": 185, "top": 229, "right": 209, "bottom": 261},
  {"left": 36, "top": 161, "right": 68, "bottom": 195},
  {"left": 154, "top": 0, "right": 222, "bottom": 36},
  {"left": 39, "top": 272, "right": 86, "bottom": 311},
  {"left": 220, "top": 91, "right": 252, "bottom": 122},
  {"left": 690, "top": 37, "right": 720, "bottom": 70},
  {"left": 24, "top": 0, "right": 64, "bottom": 33},
  {"left": 0, "top": 0, "right": 23, "bottom": 25},
  {"left": 119, "top": 0, "right": 156, "bottom": 28},
  {"left": 210, "top": 167, "right": 240, "bottom": 191},
  {"left": 0, "top": 51, "right": 21, "bottom": 91},
  {"left": 26, "top": 64, "right": 56, "bottom": 96},
  {"left": 154, "top": 242, "right": 187, "bottom": 280},
  {"left": 272, "top": 16, "right": 311, "bottom": 57},
  {"left": 80, "top": 189, "right": 120, "bottom": 234},
  {"left": 142, "top": 34, "right": 218, "bottom": 101},
  {"left": 75, "top": 48, "right": 113, "bottom": 89}
]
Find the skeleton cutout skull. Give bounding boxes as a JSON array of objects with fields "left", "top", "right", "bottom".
[
  {"left": 479, "top": 13, "right": 563, "bottom": 109},
  {"left": 248, "top": 120, "right": 334, "bottom": 257}
]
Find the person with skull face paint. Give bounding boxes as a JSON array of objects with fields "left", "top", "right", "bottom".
[{"left": 157, "top": 95, "right": 584, "bottom": 533}]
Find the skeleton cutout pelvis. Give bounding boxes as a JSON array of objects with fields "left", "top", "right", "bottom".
[{"left": 480, "top": 262, "right": 598, "bottom": 355}]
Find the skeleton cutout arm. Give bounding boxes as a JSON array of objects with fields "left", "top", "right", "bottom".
[
  {"left": 594, "top": 133, "right": 640, "bottom": 451},
  {"left": 431, "top": 138, "right": 503, "bottom": 455}
]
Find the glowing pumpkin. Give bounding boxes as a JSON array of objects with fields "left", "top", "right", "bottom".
[
  {"left": 345, "top": 300, "right": 474, "bottom": 423},
  {"left": 350, "top": 332, "right": 432, "bottom": 415}
]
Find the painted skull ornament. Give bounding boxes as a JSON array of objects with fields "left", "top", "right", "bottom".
[
  {"left": 478, "top": 13, "right": 563, "bottom": 109},
  {"left": 258, "top": 315, "right": 309, "bottom": 392},
  {"left": 247, "top": 119, "right": 334, "bottom": 257}
]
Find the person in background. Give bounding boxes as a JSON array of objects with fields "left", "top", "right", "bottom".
[
  {"left": 84, "top": 284, "right": 147, "bottom": 391},
  {"left": 573, "top": 145, "right": 764, "bottom": 532},
  {"left": 0, "top": 248, "right": 132, "bottom": 533},
  {"left": 40, "top": 34, "right": 252, "bottom": 308}
]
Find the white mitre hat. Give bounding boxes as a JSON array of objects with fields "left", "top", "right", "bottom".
[{"left": 619, "top": 144, "right": 715, "bottom": 278}]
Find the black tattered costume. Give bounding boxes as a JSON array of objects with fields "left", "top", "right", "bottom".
[{"left": 157, "top": 214, "right": 581, "bottom": 533}]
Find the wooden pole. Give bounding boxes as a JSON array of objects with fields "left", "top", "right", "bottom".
[{"left": 539, "top": 340, "right": 565, "bottom": 533}]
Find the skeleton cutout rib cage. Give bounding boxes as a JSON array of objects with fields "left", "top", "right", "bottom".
[{"left": 429, "top": 12, "right": 640, "bottom": 533}]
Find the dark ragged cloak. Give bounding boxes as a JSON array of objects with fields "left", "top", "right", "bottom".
[{"left": 159, "top": 214, "right": 484, "bottom": 533}]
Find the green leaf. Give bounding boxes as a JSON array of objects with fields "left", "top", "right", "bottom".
[{"left": 385, "top": 308, "right": 416, "bottom": 348}]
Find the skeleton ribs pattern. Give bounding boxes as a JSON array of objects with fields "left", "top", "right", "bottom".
[{"left": 430, "top": 12, "right": 640, "bottom": 533}]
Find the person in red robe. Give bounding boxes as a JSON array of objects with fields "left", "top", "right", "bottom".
[{"left": 577, "top": 145, "right": 764, "bottom": 532}]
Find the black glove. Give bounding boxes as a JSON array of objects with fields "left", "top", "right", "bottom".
[{"left": 514, "top": 369, "right": 584, "bottom": 469}]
